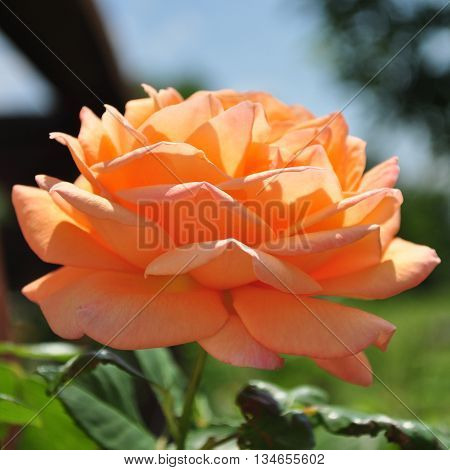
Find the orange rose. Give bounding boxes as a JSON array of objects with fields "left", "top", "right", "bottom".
[{"left": 12, "top": 85, "right": 440, "bottom": 386}]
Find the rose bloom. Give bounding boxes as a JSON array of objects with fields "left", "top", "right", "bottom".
[{"left": 13, "top": 85, "right": 440, "bottom": 386}]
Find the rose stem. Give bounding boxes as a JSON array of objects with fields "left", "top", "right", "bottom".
[{"left": 177, "top": 346, "right": 208, "bottom": 450}]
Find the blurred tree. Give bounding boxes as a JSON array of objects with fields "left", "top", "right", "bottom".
[{"left": 309, "top": 0, "right": 449, "bottom": 158}]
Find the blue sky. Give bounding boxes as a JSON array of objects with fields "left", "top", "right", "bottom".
[{"left": 0, "top": 0, "right": 446, "bottom": 184}]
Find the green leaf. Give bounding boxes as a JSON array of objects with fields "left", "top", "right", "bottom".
[
  {"left": 17, "top": 375, "right": 98, "bottom": 450},
  {"left": 188, "top": 425, "right": 238, "bottom": 450},
  {"left": 0, "top": 361, "right": 96, "bottom": 449},
  {"left": 287, "top": 386, "right": 329, "bottom": 407},
  {"left": 236, "top": 383, "right": 315, "bottom": 450},
  {"left": 235, "top": 381, "right": 448, "bottom": 450},
  {"left": 135, "top": 349, "right": 184, "bottom": 408},
  {"left": 309, "top": 405, "right": 449, "bottom": 450},
  {"left": 240, "top": 381, "right": 328, "bottom": 414},
  {"left": 0, "top": 342, "right": 81, "bottom": 362},
  {"left": 39, "top": 361, "right": 157, "bottom": 450},
  {"left": 135, "top": 349, "right": 183, "bottom": 390},
  {"left": 0, "top": 362, "right": 21, "bottom": 396},
  {"left": 238, "top": 411, "right": 315, "bottom": 450},
  {"left": 38, "top": 349, "right": 148, "bottom": 393},
  {"left": 135, "top": 348, "right": 187, "bottom": 440},
  {"left": 0, "top": 393, "right": 40, "bottom": 426}
]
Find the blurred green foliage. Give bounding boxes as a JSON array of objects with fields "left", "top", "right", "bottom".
[{"left": 309, "top": 0, "right": 450, "bottom": 158}]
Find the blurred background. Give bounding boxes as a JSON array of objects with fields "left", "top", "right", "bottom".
[{"left": 0, "top": 0, "right": 448, "bottom": 449}]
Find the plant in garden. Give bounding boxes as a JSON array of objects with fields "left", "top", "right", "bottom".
[
  {"left": 0, "top": 345, "right": 448, "bottom": 450},
  {"left": 9, "top": 86, "right": 440, "bottom": 449}
]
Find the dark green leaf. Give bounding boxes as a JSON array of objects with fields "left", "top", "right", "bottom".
[
  {"left": 238, "top": 411, "right": 315, "bottom": 450},
  {"left": 39, "top": 361, "right": 156, "bottom": 450},
  {"left": 187, "top": 425, "right": 238, "bottom": 450},
  {"left": 236, "top": 381, "right": 448, "bottom": 450},
  {"left": 38, "top": 349, "right": 148, "bottom": 393},
  {"left": 287, "top": 386, "right": 329, "bottom": 407},
  {"left": 237, "top": 381, "right": 329, "bottom": 416},
  {"left": 135, "top": 349, "right": 183, "bottom": 390},
  {"left": 309, "top": 405, "right": 448, "bottom": 450},
  {"left": 236, "top": 382, "right": 284, "bottom": 418},
  {"left": 236, "top": 383, "right": 315, "bottom": 450},
  {"left": 135, "top": 349, "right": 185, "bottom": 412},
  {"left": 134, "top": 348, "right": 185, "bottom": 440}
]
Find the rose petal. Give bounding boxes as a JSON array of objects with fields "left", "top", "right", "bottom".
[
  {"left": 145, "top": 238, "right": 321, "bottom": 294},
  {"left": 296, "top": 112, "right": 348, "bottom": 176},
  {"left": 49, "top": 132, "right": 103, "bottom": 193},
  {"left": 199, "top": 314, "right": 283, "bottom": 369},
  {"left": 12, "top": 185, "right": 135, "bottom": 272},
  {"left": 232, "top": 286, "right": 396, "bottom": 358},
  {"left": 140, "top": 93, "right": 223, "bottom": 142},
  {"left": 49, "top": 182, "right": 170, "bottom": 268},
  {"left": 320, "top": 237, "right": 441, "bottom": 299},
  {"left": 314, "top": 352, "right": 372, "bottom": 386},
  {"left": 78, "top": 106, "right": 117, "bottom": 165},
  {"left": 91, "top": 141, "right": 228, "bottom": 192},
  {"left": 340, "top": 136, "right": 367, "bottom": 191},
  {"left": 23, "top": 268, "right": 228, "bottom": 349},
  {"left": 187, "top": 101, "right": 270, "bottom": 176},
  {"left": 259, "top": 224, "right": 379, "bottom": 256},
  {"left": 309, "top": 226, "right": 381, "bottom": 280},
  {"left": 208, "top": 89, "right": 301, "bottom": 122},
  {"left": 304, "top": 188, "right": 403, "bottom": 232},
  {"left": 118, "top": 181, "right": 272, "bottom": 246},
  {"left": 124, "top": 85, "right": 183, "bottom": 128},
  {"left": 219, "top": 166, "right": 342, "bottom": 236},
  {"left": 359, "top": 156, "right": 400, "bottom": 191},
  {"left": 103, "top": 104, "right": 148, "bottom": 152}
]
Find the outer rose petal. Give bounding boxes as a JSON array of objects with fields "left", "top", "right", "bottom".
[
  {"left": 12, "top": 185, "right": 135, "bottom": 272},
  {"left": 102, "top": 104, "right": 148, "bottom": 153},
  {"left": 208, "top": 89, "right": 304, "bottom": 122},
  {"left": 199, "top": 314, "right": 283, "bottom": 370},
  {"left": 232, "top": 286, "right": 396, "bottom": 359},
  {"left": 124, "top": 85, "right": 182, "bottom": 128},
  {"left": 359, "top": 156, "right": 400, "bottom": 191},
  {"left": 303, "top": 187, "right": 403, "bottom": 232},
  {"left": 314, "top": 352, "right": 372, "bottom": 386},
  {"left": 140, "top": 93, "right": 223, "bottom": 143},
  {"left": 340, "top": 136, "right": 367, "bottom": 192},
  {"left": 124, "top": 97, "right": 156, "bottom": 129},
  {"left": 259, "top": 224, "right": 379, "bottom": 256},
  {"left": 380, "top": 209, "right": 401, "bottom": 248},
  {"left": 309, "top": 226, "right": 381, "bottom": 280},
  {"left": 320, "top": 238, "right": 441, "bottom": 299},
  {"left": 78, "top": 106, "right": 117, "bottom": 165},
  {"left": 273, "top": 228, "right": 381, "bottom": 280},
  {"left": 91, "top": 142, "right": 228, "bottom": 193},
  {"left": 49, "top": 182, "right": 170, "bottom": 268},
  {"left": 145, "top": 238, "right": 321, "bottom": 294},
  {"left": 49, "top": 132, "right": 103, "bottom": 193},
  {"left": 23, "top": 267, "right": 228, "bottom": 349},
  {"left": 296, "top": 112, "right": 348, "bottom": 180}
]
